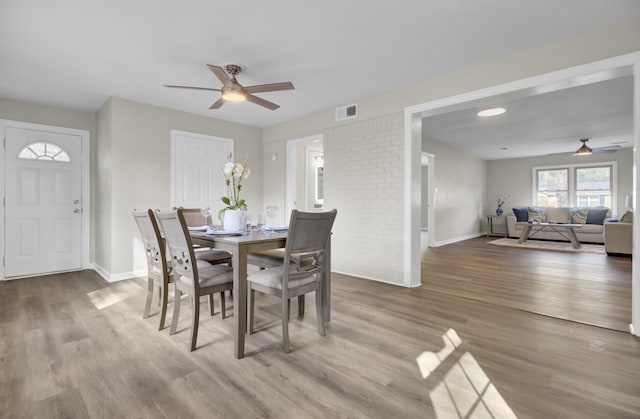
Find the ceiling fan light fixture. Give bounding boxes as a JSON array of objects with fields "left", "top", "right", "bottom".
[
  {"left": 478, "top": 107, "right": 506, "bottom": 117},
  {"left": 575, "top": 138, "right": 593, "bottom": 156},
  {"left": 221, "top": 85, "right": 247, "bottom": 102}
]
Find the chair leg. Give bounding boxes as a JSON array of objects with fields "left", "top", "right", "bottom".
[
  {"left": 170, "top": 285, "right": 181, "bottom": 335},
  {"left": 189, "top": 294, "right": 200, "bottom": 352},
  {"left": 287, "top": 298, "right": 291, "bottom": 319},
  {"left": 158, "top": 282, "right": 169, "bottom": 331},
  {"left": 208, "top": 294, "right": 215, "bottom": 315},
  {"left": 298, "top": 295, "right": 305, "bottom": 318},
  {"left": 157, "top": 285, "right": 162, "bottom": 306},
  {"left": 143, "top": 277, "right": 154, "bottom": 319},
  {"left": 248, "top": 288, "right": 255, "bottom": 335},
  {"left": 315, "top": 289, "right": 325, "bottom": 337},
  {"left": 220, "top": 291, "right": 226, "bottom": 319},
  {"left": 282, "top": 298, "right": 290, "bottom": 353}
]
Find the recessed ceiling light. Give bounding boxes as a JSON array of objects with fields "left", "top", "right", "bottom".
[{"left": 478, "top": 107, "right": 506, "bottom": 117}]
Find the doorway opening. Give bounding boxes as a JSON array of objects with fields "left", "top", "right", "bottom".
[{"left": 286, "top": 134, "right": 324, "bottom": 221}]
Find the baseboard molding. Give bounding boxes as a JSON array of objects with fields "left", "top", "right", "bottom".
[
  {"left": 433, "top": 232, "right": 485, "bottom": 247},
  {"left": 332, "top": 270, "right": 421, "bottom": 288},
  {"left": 93, "top": 264, "right": 145, "bottom": 283}
]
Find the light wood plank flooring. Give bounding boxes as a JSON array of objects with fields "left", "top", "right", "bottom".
[{"left": 0, "top": 242, "right": 638, "bottom": 418}]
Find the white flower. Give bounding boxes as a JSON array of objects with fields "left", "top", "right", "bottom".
[{"left": 218, "top": 155, "right": 250, "bottom": 218}]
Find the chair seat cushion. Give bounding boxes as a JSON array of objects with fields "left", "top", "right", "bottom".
[
  {"left": 179, "top": 264, "right": 233, "bottom": 287},
  {"left": 248, "top": 266, "right": 317, "bottom": 290},
  {"left": 194, "top": 248, "right": 232, "bottom": 263}
]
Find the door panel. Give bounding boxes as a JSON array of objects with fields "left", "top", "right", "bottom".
[
  {"left": 173, "top": 131, "right": 233, "bottom": 212},
  {"left": 4, "top": 127, "right": 83, "bottom": 277}
]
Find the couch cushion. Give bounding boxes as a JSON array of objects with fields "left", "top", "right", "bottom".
[
  {"left": 545, "top": 207, "right": 569, "bottom": 224},
  {"left": 528, "top": 206, "right": 545, "bottom": 222},
  {"left": 586, "top": 208, "right": 609, "bottom": 225},
  {"left": 512, "top": 207, "right": 528, "bottom": 222},
  {"left": 571, "top": 207, "right": 588, "bottom": 224},
  {"left": 578, "top": 224, "right": 605, "bottom": 234}
]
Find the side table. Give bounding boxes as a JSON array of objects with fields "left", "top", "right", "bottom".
[{"left": 486, "top": 215, "right": 508, "bottom": 237}]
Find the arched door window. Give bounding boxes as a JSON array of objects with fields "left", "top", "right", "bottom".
[{"left": 18, "top": 142, "right": 71, "bottom": 162}]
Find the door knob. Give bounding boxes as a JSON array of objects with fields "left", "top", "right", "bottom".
[
  {"left": 73, "top": 208, "right": 81, "bottom": 213},
  {"left": 73, "top": 199, "right": 80, "bottom": 204}
]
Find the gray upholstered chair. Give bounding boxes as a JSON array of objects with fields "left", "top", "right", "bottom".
[
  {"left": 155, "top": 208, "right": 234, "bottom": 351},
  {"left": 132, "top": 209, "right": 174, "bottom": 330},
  {"left": 604, "top": 210, "right": 633, "bottom": 256},
  {"left": 177, "top": 207, "right": 234, "bottom": 266},
  {"left": 248, "top": 209, "right": 337, "bottom": 352}
]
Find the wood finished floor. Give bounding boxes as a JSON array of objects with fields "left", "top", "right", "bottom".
[{"left": 0, "top": 240, "right": 638, "bottom": 418}]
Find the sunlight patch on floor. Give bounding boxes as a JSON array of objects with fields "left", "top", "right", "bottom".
[
  {"left": 417, "top": 329, "right": 517, "bottom": 419},
  {"left": 87, "top": 280, "right": 143, "bottom": 310}
]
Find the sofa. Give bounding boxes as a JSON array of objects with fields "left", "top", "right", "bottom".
[
  {"left": 604, "top": 210, "right": 633, "bottom": 256},
  {"left": 506, "top": 206, "right": 610, "bottom": 244}
]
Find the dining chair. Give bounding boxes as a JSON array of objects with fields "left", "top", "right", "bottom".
[
  {"left": 247, "top": 209, "right": 337, "bottom": 353},
  {"left": 155, "top": 208, "right": 234, "bottom": 351},
  {"left": 132, "top": 209, "right": 173, "bottom": 331},
  {"left": 177, "top": 207, "right": 234, "bottom": 266}
]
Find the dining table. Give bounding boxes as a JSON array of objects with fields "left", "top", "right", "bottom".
[{"left": 190, "top": 229, "right": 332, "bottom": 359}]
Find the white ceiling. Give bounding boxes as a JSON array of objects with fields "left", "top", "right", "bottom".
[
  {"left": 1, "top": 0, "right": 639, "bottom": 134},
  {"left": 422, "top": 76, "right": 635, "bottom": 160}
]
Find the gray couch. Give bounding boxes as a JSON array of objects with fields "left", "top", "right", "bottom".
[{"left": 506, "top": 206, "right": 609, "bottom": 244}]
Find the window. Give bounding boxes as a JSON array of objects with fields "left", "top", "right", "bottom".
[
  {"left": 534, "top": 163, "right": 614, "bottom": 209},
  {"left": 18, "top": 142, "right": 70, "bottom": 162}
]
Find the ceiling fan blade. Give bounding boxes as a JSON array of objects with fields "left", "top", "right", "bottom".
[
  {"left": 246, "top": 94, "right": 279, "bottom": 110},
  {"left": 207, "top": 64, "right": 231, "bottom": 85},
  {"left": 244, "top": 82, "right": 295, "bottom": 94},
  {"left": 164, "top": 84, "right": 221, "bottom": 92},
  {"left": 593, "top": 145, "right": 621, "bottom": 153},
  {"left": 209, "top": 98, "right": 225, "bottom": 110}
]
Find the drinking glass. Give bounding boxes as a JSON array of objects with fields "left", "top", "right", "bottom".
[
  {"left": 266, "top": 206, "right": 278, "bottom": 230},
  {"left": 200, "top": 206, "right": 211, "bottom": 227},
  {"left": 257, "top": 214, "right": 266, "bottom": 232}
]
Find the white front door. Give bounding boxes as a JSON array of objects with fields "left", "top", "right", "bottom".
[
  {"left": 171, "top": 130, "right": 233, "bottom": 214},
  {"left": 4, "top": 127, "right": 83, "bottom": 278}
]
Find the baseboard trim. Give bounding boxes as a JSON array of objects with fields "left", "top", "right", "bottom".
[
  {"left": 332, "top": 269, "right": 422, "bottom": 288},
  {"left": 433, "top": 232, "right": 485, "bottom": 247},
  {"left": 93, "top": 264, "right": 145, "bottom": 283}
]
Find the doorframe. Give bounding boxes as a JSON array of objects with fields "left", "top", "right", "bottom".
[
  {"left": 421, "top": 152, "right": 435, "bottom": 247},
  {"left": 0, "top": 119, "right": 91, "bottom": 280},
  {"left": 404, "top": 51, "right": 640, "bottom": 335},
  {"left": 285, "top": 133, "right": 323, "bottom": 223}
]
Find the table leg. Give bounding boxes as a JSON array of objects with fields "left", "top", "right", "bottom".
[
  {"left": 566, "top": 228, "right": 582, "bottom": 249},
  {"left": 322, "top": 235, "right": 331, "bottom": 322},
  {"left": 233, "top": 246, "right": 248, "bottom": 359},
  {"left": 518, "top": 225, "right": 532, "bottom": 244}
]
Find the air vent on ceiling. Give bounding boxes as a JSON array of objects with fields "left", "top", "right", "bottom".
[{"left": 336, "top": 104, "right": 358, "bottom": 121}]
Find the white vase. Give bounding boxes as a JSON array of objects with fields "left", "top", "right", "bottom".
[{"left": 223, "top": 209, "right": 243, "bottom": 232}]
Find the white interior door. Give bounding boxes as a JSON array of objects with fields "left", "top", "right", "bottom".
[
  {"left": 4, "top": 127, "right": 83, "bottom": 278},
  {"left": 171, "top": 130, "right": 233, "bottom": 214}
]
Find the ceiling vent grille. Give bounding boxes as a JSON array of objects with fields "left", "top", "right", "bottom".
[{"left": 336, "top": 104, "right": 358, "bottom": 121}]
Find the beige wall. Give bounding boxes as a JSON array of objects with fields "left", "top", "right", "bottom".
[
  {"left": 0, "top": 97, "right": 98, "bottom": 262},
  {"left": 487, "top": 149, "right": 633, "bottom": 218},
  {"left": 422, "top": 138, "right": 487, "bottom": 244},
  {"left": 96, "top": 97, "right": 263, "bottom": 276}
]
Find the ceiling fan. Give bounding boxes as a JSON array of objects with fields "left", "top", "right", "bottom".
[
  {"left": 573, "top": 138, "right": 620, "bottom": 156},
  {"left": 164, "top": 64, "right": 294, "bottom": 110}
]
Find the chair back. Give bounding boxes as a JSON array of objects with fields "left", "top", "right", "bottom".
[
  {"left": 155, "top": 209, "right": 200, "bottom": 291},
  {"left": 283, "top": 209, "right": 337, "bottom": 281},
  {"left": 178, "top": 207, "right": 208, "bottom": 227},
  {"left": 132, "top": 209, "right": 168, "bottom": 278}
]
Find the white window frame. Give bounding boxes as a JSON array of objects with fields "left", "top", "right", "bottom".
[{"left": 532, "top": 161, "right": 617, "bottom": 214}]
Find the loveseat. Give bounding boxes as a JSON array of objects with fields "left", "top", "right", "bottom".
[{"left": 506, "top": 206, "right": 610, "bottom": 244}]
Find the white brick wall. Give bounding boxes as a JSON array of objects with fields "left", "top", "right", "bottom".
[{"left": 324, "top": 112, "right": 405, "bottom": 284}]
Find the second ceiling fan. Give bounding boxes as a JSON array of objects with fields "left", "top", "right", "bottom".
[{"left": 165, "top": 64, "right": 294, "bottom": 110}]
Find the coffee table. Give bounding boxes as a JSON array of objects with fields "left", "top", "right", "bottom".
[{"left": 516, "top": 222, "right": 583, "bottom": 249}]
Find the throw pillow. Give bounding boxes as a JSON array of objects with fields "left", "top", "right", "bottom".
[
  {"left": 571, "top": 208, "right": 588, "bottom": 224},
  {"left": 512, "top": 207, "right": 528, "bottom": 222},
  {"left": 527, "top": 207, "right": 545, "bottom": 222},
  {"left": 585, "top": 208, "right": 609, "bottom": 225},
  {"left": 620, "top": 210, "right": 633, "bottom": 224}
]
